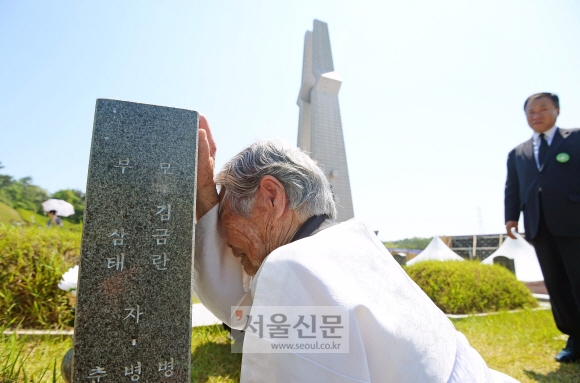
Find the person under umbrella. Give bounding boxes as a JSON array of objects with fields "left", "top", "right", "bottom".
[
  {"left": 47, "top": 210, "right": 63, "bottom": 227},
  {"left": 42, "top": 199, "right": 75, "bottom": 228}
]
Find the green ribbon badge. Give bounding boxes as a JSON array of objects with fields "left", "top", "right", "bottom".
[{"left": 556, "top": 152, "right": 570, "bottom": 163}]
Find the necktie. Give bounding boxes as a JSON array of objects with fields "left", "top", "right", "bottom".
[{"left": 539, "top": 133, "right": 549, "bottom": 167}]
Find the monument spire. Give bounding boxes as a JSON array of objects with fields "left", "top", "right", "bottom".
[{"left": 297, "top": 20, "right": 354, "bottom": 222}]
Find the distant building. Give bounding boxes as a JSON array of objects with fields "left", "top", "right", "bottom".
[
  {"left": 297, "top": 20, "right": 354, "bottom": 222},
  {"left": 387, "top": 234, "right": 526, "bottom": 262},
  {"left": 440, "top": 234, "right": 525, "bottom": 261}
]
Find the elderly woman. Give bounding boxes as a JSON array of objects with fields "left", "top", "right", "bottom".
[{"left": 193, "top": 117, "right": 519, "bottom": 383}]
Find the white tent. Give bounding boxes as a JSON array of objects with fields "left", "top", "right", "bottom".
[
  {"left": 482, "top": 231, "right": 543, "bottom": 282},
  {"left": 407, "top": 236, "right": 464, "bottom": 265}
]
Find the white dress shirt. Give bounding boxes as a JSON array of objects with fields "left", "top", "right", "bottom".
[{"left": 532, "top": 125, "right": 557, "bottom": 169}]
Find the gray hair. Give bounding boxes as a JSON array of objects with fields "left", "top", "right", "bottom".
[{"left": 216, "top": 140, "right": 337, "bottom": 220}]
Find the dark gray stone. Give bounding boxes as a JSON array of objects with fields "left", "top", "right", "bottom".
[
  {"left": 62, "top": 348, "right": 73, "bottom": 383},
  {"left": 392, "top": 253, "right": 406, "bottom": 266},
  {"left": 73, "top": 99, "right": 198, "bottom": 382},
  {"left": 493, "top": 256, "right": 516, "bottom": 274}
]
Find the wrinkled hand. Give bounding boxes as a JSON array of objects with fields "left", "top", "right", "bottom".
[
  {"left": 196, "top": 114, "right": 219, "bottom": 221},
  {"left": 506, "top": 221, "right": 518, "bottom": 239}
]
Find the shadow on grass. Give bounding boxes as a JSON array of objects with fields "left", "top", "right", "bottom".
[
  {"left": 191, "top": 341, "right": 242, "bottom": 382},
  {"left": 524, "top": 363, "right": 580, "bottom": 383}
]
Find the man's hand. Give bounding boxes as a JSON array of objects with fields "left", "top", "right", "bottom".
[
  {"left": 196, "top": 114, "right": 219, "bottom": 221},
  {"left": 506, "top": 221, "right": 518, "bottom": 239}
]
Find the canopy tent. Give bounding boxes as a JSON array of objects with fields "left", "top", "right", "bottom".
[
  {"left": 406, "top": 236, "right": 464, "bottom": 266},
  {"left": 482, "top": 231, "right": 543, "bottom": 282}
]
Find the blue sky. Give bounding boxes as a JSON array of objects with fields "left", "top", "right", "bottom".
[{"left": 1, "top": 1, "right": 580, "bottom": 240}]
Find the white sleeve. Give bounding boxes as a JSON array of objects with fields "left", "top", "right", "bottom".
[{"left": 193, "top": 204, "right": 252, "bottom": 325}]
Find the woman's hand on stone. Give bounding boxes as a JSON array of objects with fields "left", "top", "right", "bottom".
[{"left": 196, "top": 114, "right": 219, "bottom": 221}]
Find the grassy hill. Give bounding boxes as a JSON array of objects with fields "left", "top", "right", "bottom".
[
  {"left": 15, "top": 207, "right": 50, "bottom": 227},
  {"left": 0, "top": 163, "right": 85, "bottom": 227},
  {"left": 0, "top": 202, "right": 82, "bottom": 231},
  {"left": 0, "top": 202, "right": 22, "bottom": 224}
]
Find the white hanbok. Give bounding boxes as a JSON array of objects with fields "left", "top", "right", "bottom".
[{"left": 193, "top": 206, "right": 519, "bottom": 383}]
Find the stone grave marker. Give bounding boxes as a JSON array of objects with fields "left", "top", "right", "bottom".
[
  {"left": 72, "top": 99, "right": 198, "bottom": 382},
  {"left": 392, "top": 253, "right": 406, "bottom": 266},
  {"left": 493, "top": 256, "right": 516, "bottom": 275}
]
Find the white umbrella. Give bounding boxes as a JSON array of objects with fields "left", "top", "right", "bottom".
[{"left": 42, "top": 199, "right": 75, "bottom": 217}]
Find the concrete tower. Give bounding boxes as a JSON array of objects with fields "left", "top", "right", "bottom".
[{"left": 297, "top": 20, "right": 354, "bottom": 221}]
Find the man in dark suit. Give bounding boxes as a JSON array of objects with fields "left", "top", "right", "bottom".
[{"left": 505, "top": 92, "right": 580, "bottom": 363}]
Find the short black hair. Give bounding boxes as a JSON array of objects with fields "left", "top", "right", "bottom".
[
  {"left": 49, "top": 210, "right": 57, "bottom": 214},
  {"left": 524, "top": 93, "right": 559, "bottom": 111}
]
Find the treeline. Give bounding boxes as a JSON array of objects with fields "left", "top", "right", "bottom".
[
  {"left": 383, "top": 236, "right": 431, "bottom": 250},
  {"left": 0, "top": 162, "right": 85, "bottom": 223}
]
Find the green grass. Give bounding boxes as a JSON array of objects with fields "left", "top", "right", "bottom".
[
  {"left": 1, "top": 325, "right": 240, "bottom": 383},
  {"left": 0, "top": 205, "right": 82, "bottom": 232},
  {"left": 452, "top": 309, "right": 580, "bottom": 382},
  {"left": 2, "top": 311, "right": 579, "bottom": 382},
  {"left": 15, "top": 208, "right": 82, "bottom": 232},
  {"left": 0, "top": 202, "right": 23, "bottom": 225},
  {"left": 14, "top": 208, "right": 46, "bottom": 227},
  {"left": 1, "top": 226, "right": 80, "bottom": 329},
  {"left": 190, "top": 325, "right": 241, "bottom": 382},
  {"left": 0, "top": 330, "right": 66, "bottom": 382}
]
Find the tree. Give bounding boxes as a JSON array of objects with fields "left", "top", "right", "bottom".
[
  {"left": 0, "top": 170, "right": 49, "bottom": 213},
  {"left": 383, "top": 237, "right": 432, "bottom": 250},
  {"left": 0, "top": 161, "right": 14, "bottom": 192},
  {"left": 0, "top": 163, "right": 86, "bottom": 221}
]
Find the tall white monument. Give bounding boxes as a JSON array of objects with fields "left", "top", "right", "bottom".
[{"left": 297, "top": 20, "right": 354, "bottom": 221}]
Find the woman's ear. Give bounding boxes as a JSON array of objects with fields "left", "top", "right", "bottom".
[{"left": 258, "top": 176, "right": 286, "bottom": 218}]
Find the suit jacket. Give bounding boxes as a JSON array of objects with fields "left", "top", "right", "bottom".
[{"left": 505, "top": 127, "right": 580, "bottom": 239}]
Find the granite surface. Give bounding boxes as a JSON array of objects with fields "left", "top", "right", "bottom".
[
  {"left": 72, "top": 99, "right": 198, "bottom": 382},
  {"left": 62, "top": 348, "right": 73, "bottom": 383}
]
